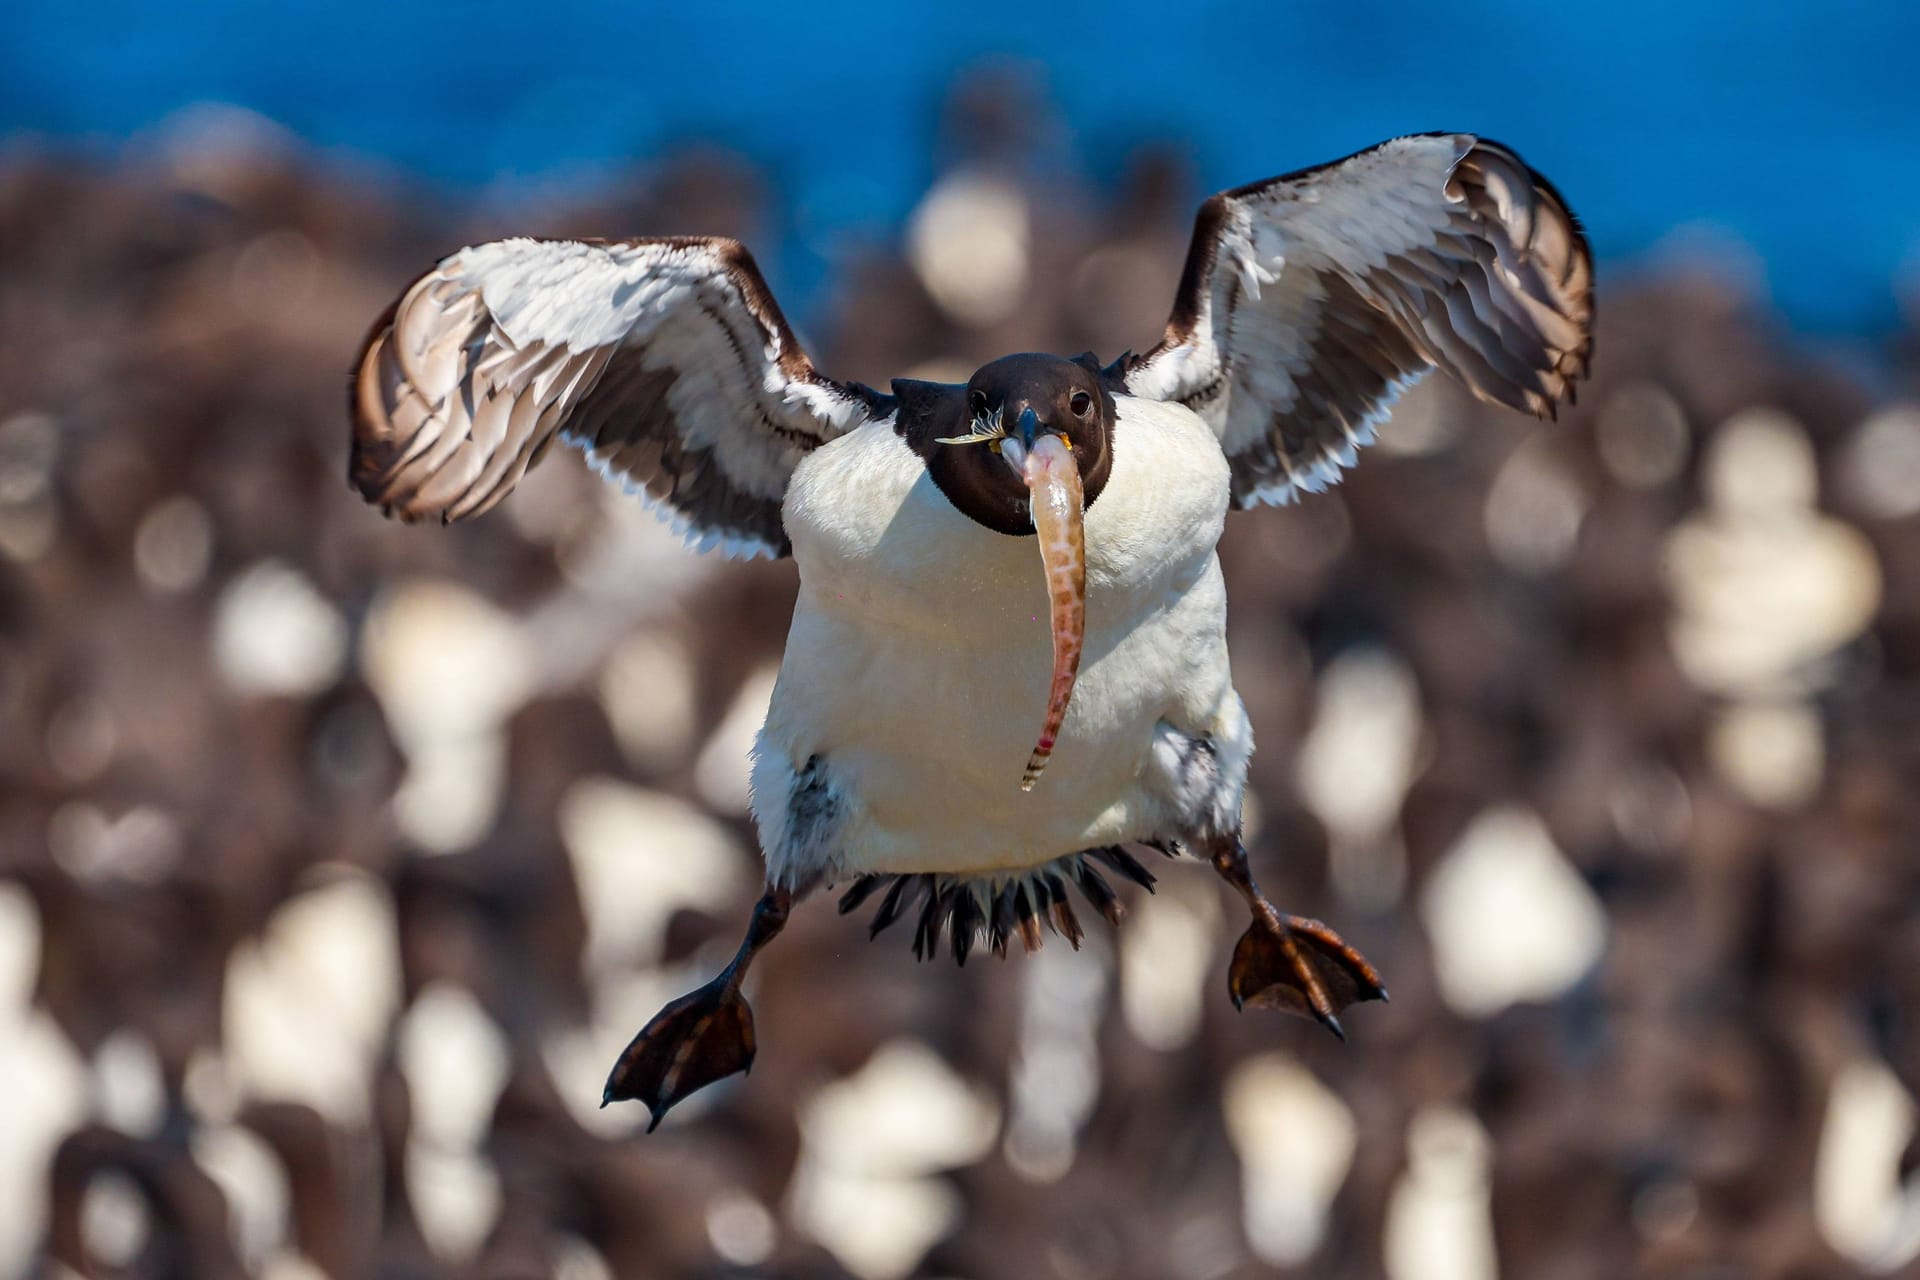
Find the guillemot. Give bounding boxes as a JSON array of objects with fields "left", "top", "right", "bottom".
[{"left": 349, "top": 133, "right": 1592, "bottom": 1130}]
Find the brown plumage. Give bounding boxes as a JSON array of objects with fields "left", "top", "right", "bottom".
[
  {"left": 1127, "top": 134, "right": 1593, "bottom": 507},
  {"left": 349, "top": 236, "right": 885, "bottom": 556}
]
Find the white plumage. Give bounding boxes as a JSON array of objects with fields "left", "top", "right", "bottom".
[{"left": 754, "top": 395, "right": 1247, "bottom": 881}]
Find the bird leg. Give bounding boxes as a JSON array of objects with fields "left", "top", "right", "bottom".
[
  {"left": 1210, "top": 838, "right": 1388, "bottom": 1040},
  {"left": 602, "top": 886, "right": 792, "bottom": 1132}
]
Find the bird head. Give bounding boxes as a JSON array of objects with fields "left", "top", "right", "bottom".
[
  {"left": 934, "top": 352, "right": 1116, "bottom": 519},
  {"left": 898, "top": 352, "right": 1116, "bottom": 789}
]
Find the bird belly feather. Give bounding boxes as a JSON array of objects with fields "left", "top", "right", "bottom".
[{"left": 753, "top": 396, "right": 1248, "bottom": 884}]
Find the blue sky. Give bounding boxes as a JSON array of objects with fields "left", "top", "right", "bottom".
[{"left": 5, "top": 0, "right": 1917, "bottom": 333}]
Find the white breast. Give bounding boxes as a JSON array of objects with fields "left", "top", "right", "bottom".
[{"left": 752, "top": 396, "right": 1247, "bottom": 881}]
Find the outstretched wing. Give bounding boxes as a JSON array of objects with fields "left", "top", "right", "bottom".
[
  {"left": 1124, "top": 134, "right": 1593, "bottom": 507},
  {"left": 351, "top": 236, "right": 890, "bottom": 558}
]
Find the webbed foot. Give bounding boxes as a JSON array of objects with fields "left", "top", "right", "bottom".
[
  {"left": 602, "top": 886, "right": 791, "bottom": 1131},
  {"left": 1229, "top": 914, "right": 1388, "bottom": 1040},
  {"left": 1208, "top": 836, "right": 1387, "bottom": 1041},
  {"left": 603, "top": 977, "right": 757, "bottom": 1132}
]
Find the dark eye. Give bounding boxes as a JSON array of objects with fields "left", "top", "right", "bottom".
[
  {"left": 1070, "top": 391, "right": 1093, "bottom": 417},
  {"left": 969, "top": 389, "right": 990, "bottom": 417}
]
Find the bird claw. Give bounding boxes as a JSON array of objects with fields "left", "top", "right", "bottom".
[
  {"left": 1228, "top": 915, "right": 1388, "bottom": 1038},
  {"left": 603, "top": 977, "right": 756, "bottom": 1132}
]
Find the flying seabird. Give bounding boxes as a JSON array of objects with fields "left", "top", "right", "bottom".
[{"left": 349, "top": 133, "right": 1592, "bottom": 1130}]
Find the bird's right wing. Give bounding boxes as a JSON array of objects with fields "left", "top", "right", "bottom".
[{"left": 351, "top": 236, "right": 890, "bottom": 558}]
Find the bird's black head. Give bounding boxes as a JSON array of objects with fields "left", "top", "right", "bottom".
[{"left": 894, "top": 351, "right": 1115, "bottom": 536}]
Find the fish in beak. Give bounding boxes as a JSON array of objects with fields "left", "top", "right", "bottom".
[{"left": 999, "top": 408, "right": 1086, "bottom": 791}]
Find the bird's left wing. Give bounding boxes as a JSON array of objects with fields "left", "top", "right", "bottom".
[
  {"left": 1124, "top": 134, "right": 1593, "bottom": 506},
  {"left": 351, "top": 236, "right": 890, "bottom": 558}
]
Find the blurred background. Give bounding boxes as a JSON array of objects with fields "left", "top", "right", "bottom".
[{"left": 3, "top": 2, "right": 1919, "bottom": 1277}]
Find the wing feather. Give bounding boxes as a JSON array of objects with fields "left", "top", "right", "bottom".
[
  {"left": 350, "top": 236, "right": 890, "bottom": 557},
  {"left": 1127, "top": 134, "right": 1593, "bottom": 506}
]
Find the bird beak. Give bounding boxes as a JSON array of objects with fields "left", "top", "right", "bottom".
[{"left": 1006, "top": 410, "right": 1085, "bottom": 792}]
